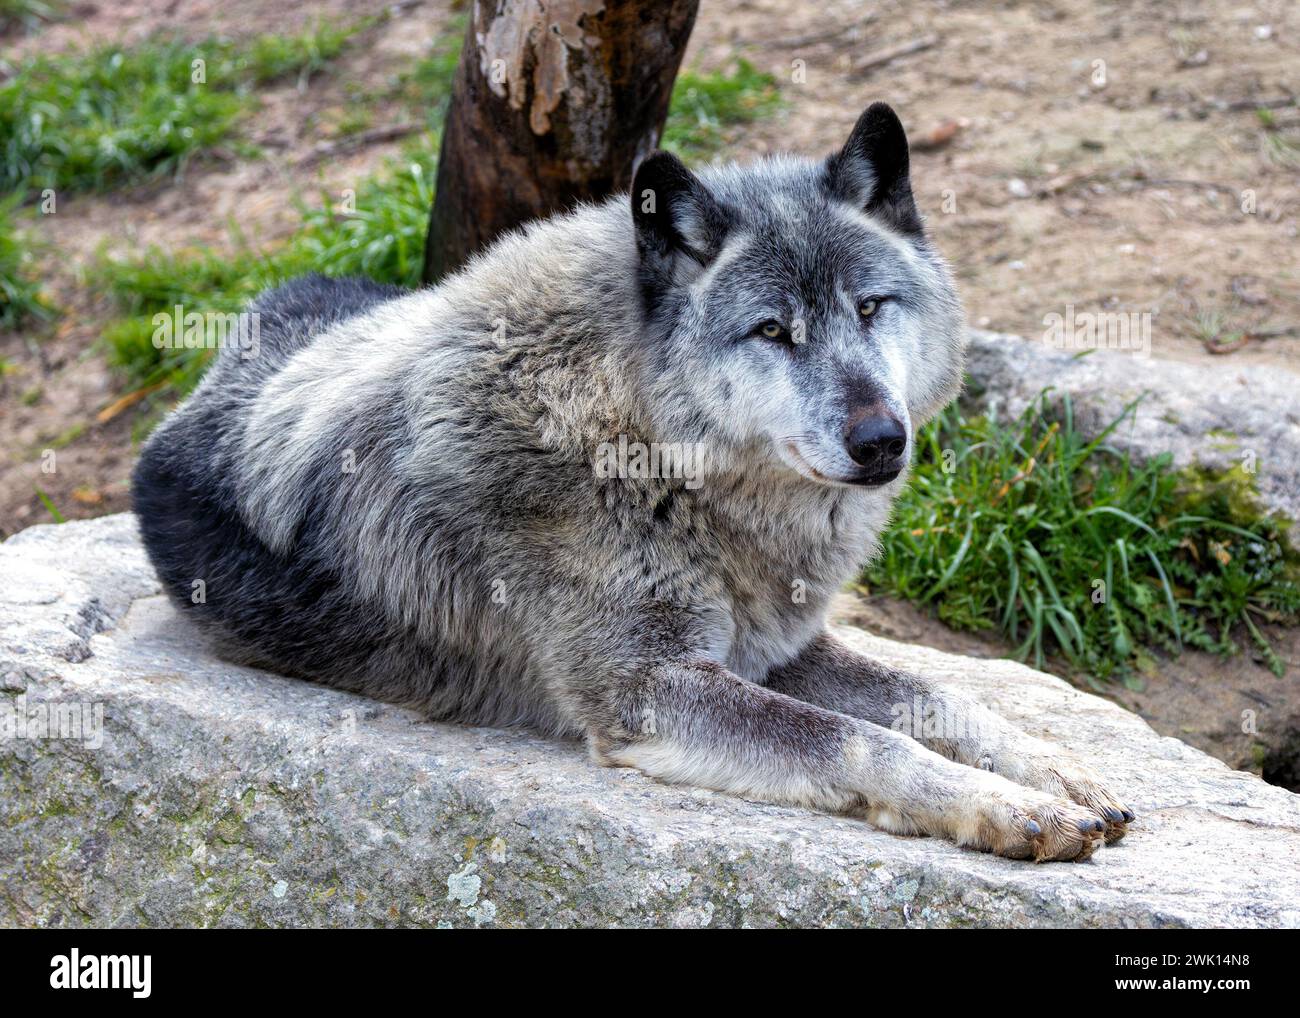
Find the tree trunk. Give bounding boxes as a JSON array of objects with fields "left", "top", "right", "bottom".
[{"left": 422, "top": 0, "right": 700, "bottom": 284}]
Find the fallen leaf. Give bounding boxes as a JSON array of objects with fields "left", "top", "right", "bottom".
[{"left": 912, "top": 119, "right": 962, "bottom": 151}]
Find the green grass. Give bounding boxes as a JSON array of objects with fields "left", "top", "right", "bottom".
[
  {"left": 2, "top": 39, "right": 246, "bottom": 194},
  {"left": 97, "top": 150, "right": 435, "bottom": 392},
  {"left": 663, "top": 59, "right": 783, "bottom": 162},
  {"left": 97, "top": 247, "right": 262, "bottom": 392},
  {"left": 293, "top": 156, "right": 434, "bottom": 283},
  {"left": 866, "top": 392, "right": 1300, "bottom": 685},
  {"left": 0, "top": 22, "right": 359, "bottom": 195},
  {"left": 92, "top": 22, "right": 457, "bottom": 395},
  {"left": 241, "top": 19, "right": 355, "bottom": 86},
  {"left": 34, "top": 487, "right": 65, "bottom": 524},
  {"left": 0, "top": 194, "right": 54, "bottom": 328}
]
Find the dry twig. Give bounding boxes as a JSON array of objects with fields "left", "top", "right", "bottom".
[{"left": 850, "top": 35, "right": 939, "bottom": 77}]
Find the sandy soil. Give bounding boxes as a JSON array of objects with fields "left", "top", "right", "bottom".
[{"left": 1, "top": 0, "right": 1296, "bottom": 773}]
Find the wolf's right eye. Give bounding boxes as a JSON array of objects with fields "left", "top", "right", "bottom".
[{"left": 755, "top": 321, "right": 789, "bottom": 342}]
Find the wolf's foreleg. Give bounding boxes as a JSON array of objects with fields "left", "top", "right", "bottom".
[
  {"left": 766, "top": 631, "right": 1132, "bottom": 843},
  {"left": 584, "top": 659, "right": 1106, "bottom": 861}
]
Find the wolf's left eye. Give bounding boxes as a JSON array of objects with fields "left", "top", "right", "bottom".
[
  {"left": 858, "top": 298, "right": 880, "bottom": 319},
  {"left": 755, "top": 320, "right": 789, "bottom": 342}
]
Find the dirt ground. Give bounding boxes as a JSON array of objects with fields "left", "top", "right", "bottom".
[
  {"left": 831, "top": 591, "right": 1300, "bottom": 789},
  {"left": 1, "top": 1, "right": 1297, "bottom": 773}
]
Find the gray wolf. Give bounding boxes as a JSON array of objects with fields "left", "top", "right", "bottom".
[{"left": 134, "top": 103, "right": 1132, "bottom": 861}]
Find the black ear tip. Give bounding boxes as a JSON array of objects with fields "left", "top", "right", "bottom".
[
  {"left": 857, "top": 101, "right": 907, "bottom": 141},
  {"left": 631, "top": 150, "right": 696, "bottom": 223},
  {"left": 633, "top": 150, "right": 688, "bottom": 185},
  {"left": 829, "top": 101, "right": 921, "bottom": 233},
  {"left": 635, "top": 149, "right": 672, "bottom": 169}
]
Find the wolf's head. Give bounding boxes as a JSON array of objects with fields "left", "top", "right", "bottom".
[{"left": 629, "top": 102, "right": 964, "bottom": 489}]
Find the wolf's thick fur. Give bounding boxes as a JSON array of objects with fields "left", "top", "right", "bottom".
[{"left": 135, "top": 104, "right": 1131, "bottom": 860}]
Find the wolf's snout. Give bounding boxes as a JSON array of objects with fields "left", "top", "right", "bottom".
[{"left": 845, "top": 414, "right": 907, "bottom": 472}]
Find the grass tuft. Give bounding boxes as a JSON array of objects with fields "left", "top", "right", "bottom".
[
  {"left": 0, "top": 22, "right": 359, "bottom": 195},
  {"left": 0, "top": 194, "right": 55, "bottom": 328},
  {"left": 663, "top": 59, "right": 783, "bottom": 162},
  {"left": 1, "top": 39, "right": 247, "bottom": 194},
  {"left": 97, "top": 151, "right": 436, "bottom": 392},
  {"left": 96, "top": 248, "right": 260, "bottom": 392},
  {"left": 34, "top": 486, "right": 65, "bottom": 524},
  {"left": 240, "top": 19, "right": 356, "bottom": 86},
  {"left": 293, "top": 157, "right": 435, "bottom": 285},
  {"left": 866, "top": 393, "right": 1300, "bottom": 685}
]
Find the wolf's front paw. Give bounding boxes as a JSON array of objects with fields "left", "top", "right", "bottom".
[
  {"left": 865, "top": 771, "right": 1109, "bottom": 862},
  {"left": 956, "top": 777, "right": 1109, "bottom": 862},
  {"left": 1008, "top": 750, "right": 1133, "bottom": 844}
]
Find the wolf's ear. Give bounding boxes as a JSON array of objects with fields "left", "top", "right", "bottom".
[
  {"left": 631, "top": 151, "right": 731, "bottom": 274},
  {"left": 825, "top": 102, "right": 923, "bottom": 236}
]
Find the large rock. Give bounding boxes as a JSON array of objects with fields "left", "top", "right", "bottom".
[
  {"left": 966, "top": 331, "right": 1300, "bottom": 547},
  {"left": 2, "top": 514, "right": 1298, "bottom": 928}
]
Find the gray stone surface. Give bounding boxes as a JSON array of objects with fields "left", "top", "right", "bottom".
[
  {"left": 966, "top": 330, "right": 1300, "bottom": 547},
  {"left": 3, "top": 514, "right": 1300, "bottom": 928}
]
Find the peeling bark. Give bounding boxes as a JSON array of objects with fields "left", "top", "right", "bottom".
[{"left": 422, "top": 0, "right": 700, "bottom": 284}]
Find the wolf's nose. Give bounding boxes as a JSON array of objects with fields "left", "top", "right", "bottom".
[{"left": 846, "top": 415, "right": 907, "bottom": 469}]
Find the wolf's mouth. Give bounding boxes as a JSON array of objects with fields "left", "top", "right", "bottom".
[
  {"left": 782, "top": 443, "right": 831, "bottom": 482},
  {"left": 846, "top": 467, "right": 902, "bottom": 487},
  {"left": 783, "top": 443, "right": 899, "bottom": 488}
]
